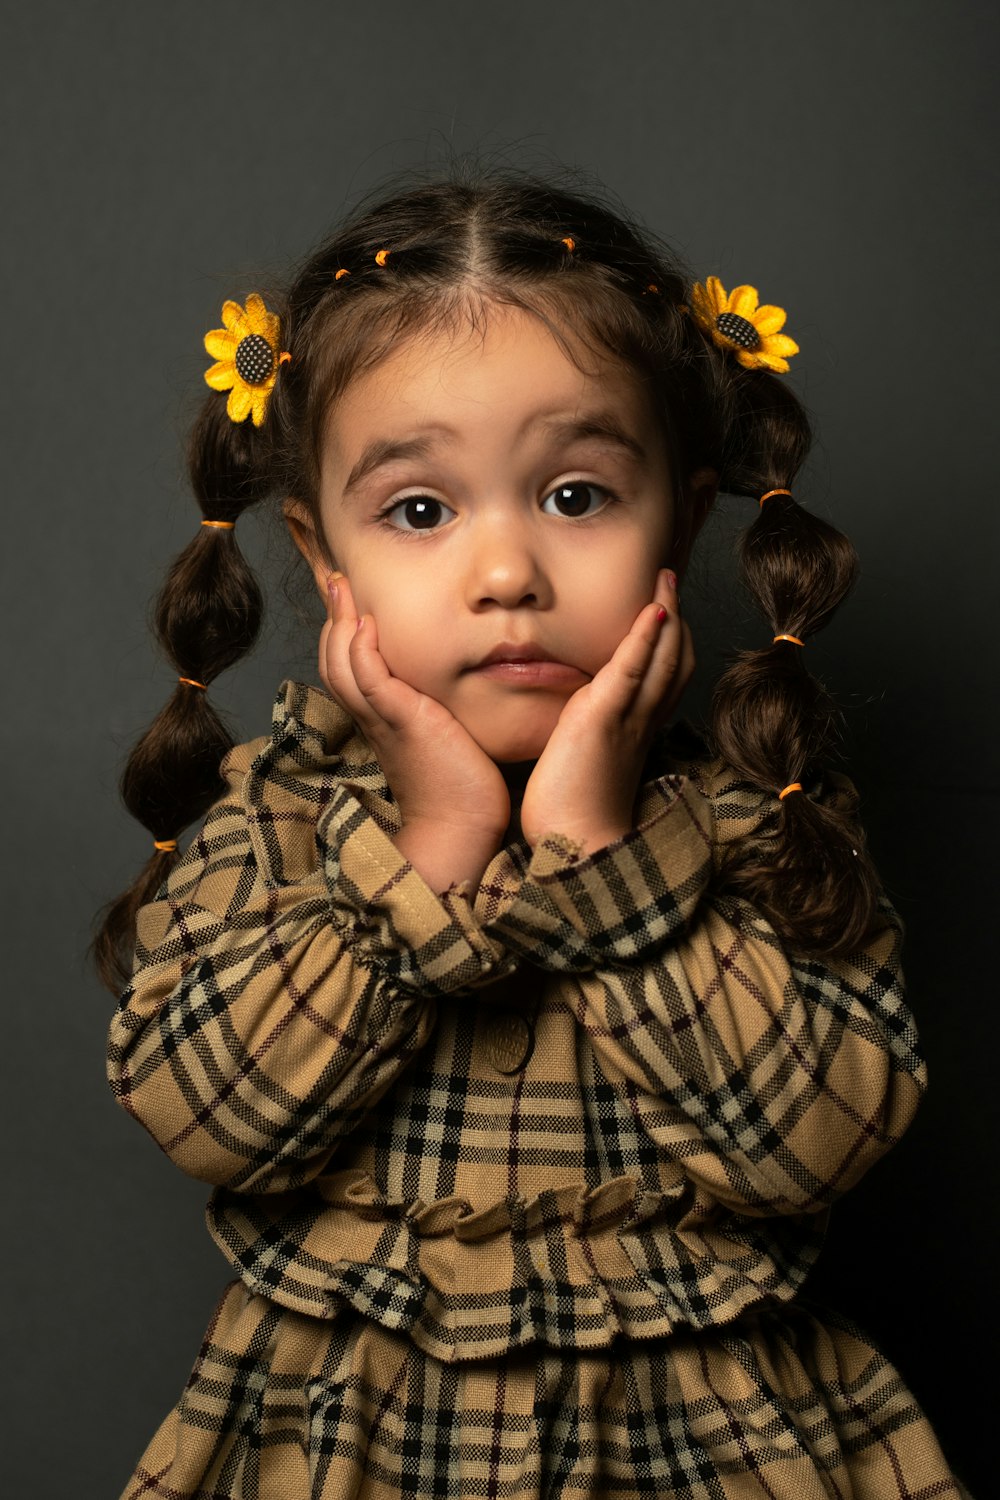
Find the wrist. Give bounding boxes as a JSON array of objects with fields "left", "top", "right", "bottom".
[{"left": 392, "top": 819, "right": 502, "bottom": 894}]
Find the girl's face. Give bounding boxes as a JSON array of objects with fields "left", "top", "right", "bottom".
[{"left": 297, "top": 305, "right": 695, "bottom": 764}]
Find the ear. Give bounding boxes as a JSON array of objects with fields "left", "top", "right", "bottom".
[
  {"left": 283, "top": 500, "right": 342, "bottom": 601},
  {"left": 669, "top": 466, "right": 718, "bottom": 578}
]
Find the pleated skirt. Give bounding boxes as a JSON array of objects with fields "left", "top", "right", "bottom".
[{"left": 118, "top": 1278, "right": 971, "bottom": 1499}]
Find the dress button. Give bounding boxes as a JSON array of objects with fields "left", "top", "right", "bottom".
[{"left": 483, "top": 1009, "right": 535, "bottom": 1075}]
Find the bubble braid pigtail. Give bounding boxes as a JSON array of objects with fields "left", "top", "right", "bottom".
[
  {"left": 93, "top": 296, "right": 286, "bottom": 993},
  {"left": 689, "top": 295, "right": 883, "bottom": 957}
]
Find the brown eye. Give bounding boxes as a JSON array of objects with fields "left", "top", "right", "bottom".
[
  {"left": 543, "top": 482, "right": 612, "bottom": 519},
  {"left": 381, "top": 496, "right": 453, "bottom": 532}
]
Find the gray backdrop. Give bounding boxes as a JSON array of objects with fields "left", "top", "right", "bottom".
[{"left": 4, "top": 3, "right": 995, "bottom": 1495}]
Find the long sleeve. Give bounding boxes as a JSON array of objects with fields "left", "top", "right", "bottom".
[
  {"left": 481, "top": 764, "right": 925, "bottom": 1218},
  {"left": 106, "top": 727, "right": 509, "bottom": 1197},
  {"left": 107, "top": 682, "right": 935, "bottom": 1355}
]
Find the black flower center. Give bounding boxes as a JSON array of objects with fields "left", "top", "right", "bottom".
[
  {"left": 234, "top": 333, "right": 275, "bottom": 385},
  {"left": 715, "top": 311, "right": 761, "bottom": 351}
]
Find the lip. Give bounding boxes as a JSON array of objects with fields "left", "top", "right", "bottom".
[
  {"left": 471, "top": 641, "right": 563, "bottom": 668},
  {"left": 466, "top": 641, "right": 589, "bottom": 686}
]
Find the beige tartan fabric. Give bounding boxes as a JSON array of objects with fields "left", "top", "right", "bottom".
[{"left": 107, "top": 680, "right": 969, "bottom": 1497}]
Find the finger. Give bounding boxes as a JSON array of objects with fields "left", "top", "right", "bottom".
[
  {"left": 653, "top": 567, "right": 677, "bottom": 609},
  {"left": 318, "top": 611, "right": 335, "bottom": 696},
  {"left": 316, "top": 574, "right": 339, "bottom": 696},
  {"left": 349, "top": 611, "right": 439, "bottom": 735},
  {"left": 635, "top": 574, "right": 686, "bottom": 713},
  {"left": 656, "top": 615, "right": 696, "bottom": 722},
  {"left": 613, "top": 568, "right": 682, "bottom": 693},
  {"left": 637, "top": 608, "right": 683, "bottom": 715},
  {"left": 330, "top": 571, "right": 357, "bottom": 632},
  {"left": 347, "top": 613, "right": 408, "bottom": 729},
  {"left": 580, "top": 603, "right": 670, "bottom": 727},
  {"left": 321, "top": 575, "right": 383, "bottom": 727}
]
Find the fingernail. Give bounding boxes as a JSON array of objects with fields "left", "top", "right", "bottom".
[
  {"left": 665, "top": 570, "right": 677, "bottom": 591},
  {"left": 327, "top": 581, "right": 338, "bottom": 603},
  {"left": 656, "top": 607, "right": 667, "bottom": 623},
  {"left": 355, "top": 615, "right": 364, "bottom": 634}
]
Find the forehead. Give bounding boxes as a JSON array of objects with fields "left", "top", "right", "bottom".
[{"left": 323, "top": 305, "right": 659, "bottom": 465}]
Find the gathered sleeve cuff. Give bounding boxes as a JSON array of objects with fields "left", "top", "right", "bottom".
[
  {"left": 319, "top": 786, "right": 512, "bottom": 996},
  {"left": 482, "top": 775, "right": 713, "bottom": 971}
]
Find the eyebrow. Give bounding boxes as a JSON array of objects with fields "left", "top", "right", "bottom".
[{"left": 341, "top": 410, "right": 648, "bottom": 497}]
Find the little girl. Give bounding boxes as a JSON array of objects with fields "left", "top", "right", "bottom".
[{"left": 98, "top": 169, "right": 970, "bottom": 1497}]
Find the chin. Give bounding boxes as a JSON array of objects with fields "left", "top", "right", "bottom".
[{"left": 467, "top": 715, "right": 557, "bottom": 765}]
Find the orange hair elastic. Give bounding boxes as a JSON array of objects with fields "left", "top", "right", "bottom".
[
  {"left": 773, "top": 634, "right": 805, "bottom": 646},
  {"left": 759, "top": 489, "right": 793, "bottom": 506},
  {"left": 201, "top": 519, "right": 235, "bottom": 530},
  {"left": 335, "top": 268, "right": 350, "bottom": 280},
  {"left": 778, "top": 782, "right": 803, "bottom": 800},
  {"left": 561, "top": 236, "right": 575, "bottom": 252},
  {"left": 153, "top": 839, "right": 178, "bottom": 853},
  {"left": 374, "top": 248, "right": 390, "bottom": 266},
  {"left": 178, "top": 676, "right": 207, "bottom": 690}
]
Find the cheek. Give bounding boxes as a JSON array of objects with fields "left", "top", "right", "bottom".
[
  {"left": 358, "top": 588, "right": 446, "bottom": 692},
  {"left": 574, "top": 571, "right": 659, "bottom": 673}
]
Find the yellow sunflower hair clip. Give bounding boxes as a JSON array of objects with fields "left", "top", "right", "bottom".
[
  {"left": 203, "top": 293, "right": 291, "bottom": 426},
  {"left": 688, "top": 276, "right": 799, "bottom": 373}
]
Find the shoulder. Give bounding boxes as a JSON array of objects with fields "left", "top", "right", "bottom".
[
  {"left": 133, "top": 681, "right": 367, "bottom": 948},
  {"left": 649, "top": 719, "right": 863, "bottom": 860},
  {"left": 219, "top": 679, "right": 359, "bottom": 793}
]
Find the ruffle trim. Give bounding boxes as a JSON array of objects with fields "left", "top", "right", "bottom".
[{"left": 205, "top": 1171, "right": 826, "bottom": 1362}]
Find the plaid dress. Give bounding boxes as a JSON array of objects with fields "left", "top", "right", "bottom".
[{"left": 107, "top": 679, "right": 970, "bottom": 1497}]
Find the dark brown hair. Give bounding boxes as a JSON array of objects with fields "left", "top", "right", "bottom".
[{"left": 94, "top": 161, "right": 879, "bottom": 990}]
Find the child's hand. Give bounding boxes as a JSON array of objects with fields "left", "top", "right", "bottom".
[
  {"left": 320, "top": 575, "right": 512, "bottom": 850},
  {"left": 518, "top": 570, "right": 693, "bottom": 853}
]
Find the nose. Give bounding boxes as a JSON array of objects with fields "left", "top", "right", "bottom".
[{"left": 467, "top": 510, "right": 552, "bottom": 611}]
